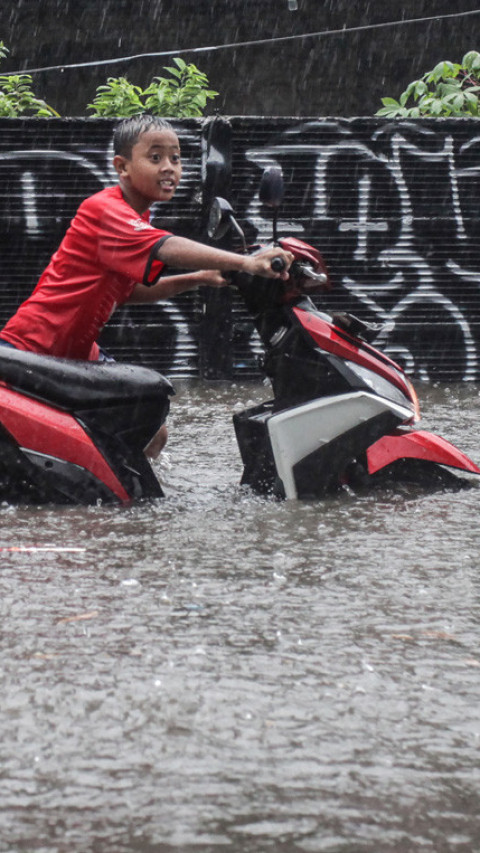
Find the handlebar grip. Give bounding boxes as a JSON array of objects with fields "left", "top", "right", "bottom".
[{"left": 270, "top": 256, "right": 286, "bottom": 273}]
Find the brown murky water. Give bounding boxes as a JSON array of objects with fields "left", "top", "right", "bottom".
[{"left": 0, "top": 381, "right": 479, "bottom": 852}]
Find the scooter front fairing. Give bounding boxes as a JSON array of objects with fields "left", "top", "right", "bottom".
[
  {"left": 367, "top": 428, "right": 480, "bottom": 476},
  {"left": 234, "top": 390, "right": 414, "bottom": 499}
]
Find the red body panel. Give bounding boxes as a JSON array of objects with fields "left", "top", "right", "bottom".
[
  {"left": 367, "top": 428, "right": 480, "bottom": 475},
  {"left": 293, "top": 306, "right": 413, "bottom": 401},
  {"left": 0, "top": 386, "right": 131, "bottom": 502},
  {"left": 279, "top": 237, "right": 330, "bottom": 286}
]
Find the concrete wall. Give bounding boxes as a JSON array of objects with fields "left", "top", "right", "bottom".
[
  {"left": 1, "top": 116, "right": 480, "bottom": 381},
  {"left": 3, "top": 0, "right": 480, "bottom": 117}
]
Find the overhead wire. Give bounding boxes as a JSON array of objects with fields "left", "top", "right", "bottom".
[{"left": 5, "top": 8, "right": 480, "bottom": 75}]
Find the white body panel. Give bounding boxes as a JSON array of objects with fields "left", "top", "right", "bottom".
[{"left": 266, "top": 391, "right": 412, "bottom": 498}]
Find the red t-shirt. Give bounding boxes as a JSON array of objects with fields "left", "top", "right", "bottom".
[{"left": 1, "top": 185, "right": 171, "bottom": 360}]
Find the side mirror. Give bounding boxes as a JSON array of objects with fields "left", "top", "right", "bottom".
[
  {"left": 207, "top": 196, "right": 246, "bottom": 249},
  {"left": 207, "top": 197, "right": 235, "bottom": 240},
  {"left": 259, "top": 166, "right": 284, "bottom": 209}
]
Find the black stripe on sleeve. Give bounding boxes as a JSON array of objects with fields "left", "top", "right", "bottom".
[{"left": 143, "top": 235, "right": 173, "bottom": 286}]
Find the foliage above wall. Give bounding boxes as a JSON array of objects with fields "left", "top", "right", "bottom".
[
  {"left": 0, "top": 41, "right": 59, "bottom": 116},
  {"left": 0, "top": 43, "right": 217, "bottom": 119},
  {"left": 376, "top": 50, "right": 480, "bottom": 118},
  {"left": 87, "top": 58, "right": 218, "bottom": 117}
]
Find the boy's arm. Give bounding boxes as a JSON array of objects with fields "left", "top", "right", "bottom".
[
  {"left": 127, "top": 270, "right": 226, "bottom": 304},
  {"left": 156, "top": 236, "right": 293, "bottom": 280}
]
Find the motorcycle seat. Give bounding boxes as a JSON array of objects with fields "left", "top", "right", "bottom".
[{"left": 0, "top": 348, "right": 174, "bottom": 411}]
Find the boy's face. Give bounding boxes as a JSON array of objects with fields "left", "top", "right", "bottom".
[{"left": 114, "top": 128, "right": 182, "bottom": 213}]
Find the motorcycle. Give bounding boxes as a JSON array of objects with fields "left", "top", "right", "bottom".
[
  {"left": 208, "top": 167, "right": 480, "bottom": 499},
  {"left": 0, "top": 346, "right": 173, "bottom": 504},
  {"left": 0, "top": 166, "right": 478, "bottom": 507}
]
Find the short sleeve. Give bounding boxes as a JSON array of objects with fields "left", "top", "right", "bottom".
[{"left": 91, "top": 192, "right": 172, "bottom": 284}]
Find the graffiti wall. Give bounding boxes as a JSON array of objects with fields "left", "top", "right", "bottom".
[
  {"left": 0, "top": 117, "right": 207, "bottom": 377},
  {"left": 1, "top": 116, "right": 480, "bottom": 381}
]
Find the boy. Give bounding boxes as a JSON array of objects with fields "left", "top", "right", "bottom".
[
  {"left": 0, "top": 115, "right": 293, "bottom": 361},
  {"left": 0, "top": 115, "right": 293, "bottom": 455}
]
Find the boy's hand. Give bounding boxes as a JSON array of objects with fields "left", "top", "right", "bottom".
[
  {"left": 193, "top": 270, "right": 229, "bottom": 288},
  {"left": 242, "top": 247, "right": 294, "bottom": 280}
]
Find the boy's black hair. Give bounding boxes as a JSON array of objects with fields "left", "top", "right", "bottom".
[{"left": 113, "top": 115, "right": 175, "bottom": 158}]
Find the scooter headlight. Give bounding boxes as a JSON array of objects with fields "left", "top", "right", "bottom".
[
  {"left": 405, "top": 377, "right": 421, "bottom": 422},
  {"left": 344, "top": 361, "right": 417, "bottom": 418}
]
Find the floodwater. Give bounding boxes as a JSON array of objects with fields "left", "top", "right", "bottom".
[{"left": 1, "top": 381, "right": 480, "bottom": 853}]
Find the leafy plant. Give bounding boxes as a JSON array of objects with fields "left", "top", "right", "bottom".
[
  {"left": 86, "top": 77, "right": 145, "bottom": 117},
  {"left": 142, "top": 57, "right": 218, "bottom": 117},
  {"left": 376, "top": 50, "right": 480, "bottom": 118},
  {"left": 0, "top": 41, "right": 59, "bottom": 117},
  {"left": 88, "top": 57, "right": 218, "bottom": 118}
]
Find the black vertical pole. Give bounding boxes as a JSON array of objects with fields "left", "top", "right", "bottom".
[{"left": 199, "top": 116, "right": 234, "bottom": 380}]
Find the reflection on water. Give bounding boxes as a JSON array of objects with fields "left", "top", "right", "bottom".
[{"left": 0, "top": 382, "right": 480, "bottom": 852}]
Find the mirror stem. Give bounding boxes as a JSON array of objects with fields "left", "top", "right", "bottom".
[
  {"left": 272, "top": 211, "right": 279, "bottom": 245},
  {"left": 230, "top": 216, "right": 247, "bottom": 251}
]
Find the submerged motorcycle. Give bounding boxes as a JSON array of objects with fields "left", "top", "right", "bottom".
[
  {"left": 0, "top": 347, "right": 173, "bottom": 504},
  {"left": 208, "top": 167, "right": 480, "bottom": 499}
]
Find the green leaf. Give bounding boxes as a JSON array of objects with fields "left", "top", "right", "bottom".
[
  {"left": 163, "top": 65, "right": 183, "bottom": 80},
  {"left": 413, "top": 81, "right": 428, "bottom": 99},
  {"left": 430, "top": 98, "right": 445, "bottom": 116},
  {"left": 438, "top": 81, "right": 463, "bottom": 96},
  {"left": 462, "top": 50, "right": 480, "bottom": 73},
  {"left": 375, "top": 104, "right": 404, "bottom": 117},
  {"left": 172, "top": 57, "right": 187, "bottom": 71}
]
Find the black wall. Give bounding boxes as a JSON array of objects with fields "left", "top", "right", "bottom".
[
  {"left": 1, "top": 116, "right": 480, "bottom": 382},
  {"left": 3, "top": 0, "right": 480, "bottom": 118}
]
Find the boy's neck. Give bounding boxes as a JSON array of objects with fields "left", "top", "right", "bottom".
[{"left": 119, "top": 182, "right": 149, "bottom": 215}]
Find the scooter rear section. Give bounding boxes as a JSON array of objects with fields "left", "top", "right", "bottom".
[{"left": 0, "top": 348, "right": 173, "bottom": 504}]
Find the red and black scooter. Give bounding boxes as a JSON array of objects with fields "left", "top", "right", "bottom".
[
  {"left": 0, "top": 347, "right": 173, "bottom": 504},
  {"left": 208, "top": 167, "right": 480, "bottom": 499}
]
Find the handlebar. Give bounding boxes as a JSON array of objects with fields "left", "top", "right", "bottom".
[
  {"left": 296, "top": 263, "right": 328, "bottom": 286},
  {"left": 270, "top": 256, "right": 287, "bottom": 273}
]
